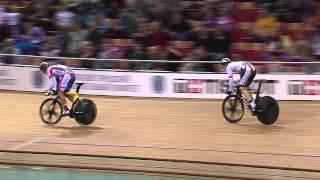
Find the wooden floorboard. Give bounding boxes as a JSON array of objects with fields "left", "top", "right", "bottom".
[{"left": 0, "top": 91, "right": 320, "bottom": 179}]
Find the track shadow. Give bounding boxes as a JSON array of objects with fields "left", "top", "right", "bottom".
[
  {"left": 51, "top": 126, "right": 104, "bottom": 138},
  {"left": 231, "top": 123, "right": 285, "bottom": 135}
]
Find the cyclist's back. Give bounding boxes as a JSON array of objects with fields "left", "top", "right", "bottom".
[
  {"left": 226, "top": 61, "right": 255, "bottom": 75},
  {"left": 47, "top": 64, "right": 74, "bottom": 78}
]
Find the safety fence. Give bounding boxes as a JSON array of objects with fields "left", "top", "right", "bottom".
[{"left": 0, "top": 63, "right": 319, "bottom": 100}]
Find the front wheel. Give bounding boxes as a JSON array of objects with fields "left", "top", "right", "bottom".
[
  {"left": 222, "top": 95, "right": 244, "bottom": 123},
  {"left": 39, "top": 98, "right": 63, "bottom": 125},
  {"left": 256, "top": 96, "right": 279, "bottom": 125}
]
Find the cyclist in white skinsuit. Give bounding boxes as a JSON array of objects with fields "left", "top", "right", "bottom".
[
  {"left": 221, "top": 58, "right": 257, "bottom": 111},
  {"left": 39, "top": 62, "right": 76, "bottom": 116}
]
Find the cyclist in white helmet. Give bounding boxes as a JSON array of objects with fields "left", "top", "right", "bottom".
[
  {"left": 39, "top": 62, "right": 76, "bottom": 116},
  {"left": 221, "top": 57, "right": 257, "bottom": 111}
]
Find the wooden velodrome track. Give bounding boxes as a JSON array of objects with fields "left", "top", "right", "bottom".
[{"left": 0, "top": 90, "right": 320, "bottom": 179}]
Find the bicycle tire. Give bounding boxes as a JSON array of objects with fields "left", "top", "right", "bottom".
[
  {"left": 222, "top": 95, "right": 244, "bottom": 123},
  {"left": 74, "top": 99, "right": 97, "bottom": 125},
  {"left": 256, "top": 96, "right": 279, "bottom": 125},
  {"left": 39, "top": 98, "right": 63, "bottom": 125}
]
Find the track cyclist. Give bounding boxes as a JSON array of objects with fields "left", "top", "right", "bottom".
[
  {"left": 221, "top": 57, "right": 257, "bottom": 111},
  {"left": 39, "top": 62, "right": 78, "bottom": 116}
]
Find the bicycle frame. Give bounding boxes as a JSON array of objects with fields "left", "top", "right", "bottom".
[
  {"left": 50, "top": 83, "right": 84, "bottom": 118},
  {"left": 234, "top": 80, "right": 264, "bottom": 112}
]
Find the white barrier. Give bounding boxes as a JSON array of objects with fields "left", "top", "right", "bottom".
[{"left": 0, "top": 65, "right": 319, "bottom": 100}]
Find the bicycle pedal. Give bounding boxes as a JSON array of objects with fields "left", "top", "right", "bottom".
[{"left": 62, "top": 114, "right": 69, "bottom": 117}]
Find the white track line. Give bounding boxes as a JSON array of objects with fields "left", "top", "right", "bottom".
[
  {"left": 8, "top": 137, "right": 45, "bottom": 150},
  {"left": 0, "top": 137, "right": 46, "bottom": 156}
]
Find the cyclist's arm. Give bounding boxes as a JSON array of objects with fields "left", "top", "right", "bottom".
[
  {"left": 226, "top": 66, "right": 234, "bottom": 90},
  {"left": 48, "top": 76, "right": 56, "bottom": 91}
]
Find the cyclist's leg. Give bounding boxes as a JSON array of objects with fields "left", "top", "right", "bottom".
[
  {"left": 63, "top": 74, "right": 76, "bottom": 102},
  {"left": 59, "top": 74, "right": 74, "bottom": 114},
  {"left": 239, "top": 68, "right": 256, "bottom": 109}
]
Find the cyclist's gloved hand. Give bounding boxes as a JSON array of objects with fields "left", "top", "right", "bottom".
[
  {"left": 44, "top": 90, "right": 51, "bottom": 96},
  {"left": 44, "top": 89, "right": 56, "bottom": 96}
]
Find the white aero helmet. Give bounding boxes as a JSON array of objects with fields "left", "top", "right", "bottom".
[{"left": 221, "top": 58, "right": 231, "bottom": 65}]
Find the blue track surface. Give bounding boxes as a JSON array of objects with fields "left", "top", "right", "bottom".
[{"left": 0, "top": 166, "right": 196, "bottom": 180}]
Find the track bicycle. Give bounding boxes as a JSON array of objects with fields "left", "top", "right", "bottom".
[
  {"left": 39, "top": 83, "right": 97, "bottom": 125},
  {"left": 222, "top": 80, "right": 279, "bottom": 125}
]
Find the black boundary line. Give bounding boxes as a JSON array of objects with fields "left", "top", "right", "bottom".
[{"left": 0, "top": 150, "right": 319, "bottom": 173}]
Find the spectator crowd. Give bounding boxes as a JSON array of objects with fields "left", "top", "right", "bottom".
[{"left": 0, "top": 0, "right": 319, "bottom": 73}]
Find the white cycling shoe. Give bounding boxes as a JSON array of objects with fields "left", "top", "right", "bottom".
[{"left": 62, "top": 110, "right": 70, "bottom": 116}]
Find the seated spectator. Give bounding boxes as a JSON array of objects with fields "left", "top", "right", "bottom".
[
  {"left": 203, "top": 8, "right": 215, "bottom": 30},
  {"left": 0, "top": 19, "right": 11, "bottom": 43},
  {"left": 87, "top": 22, "right": 103, "bottom": 57},
  {"left": 39, "top": 38, "right": 61, "bottom": 65},
  {"left": 166, "top": 42, "right": 184, "bottom": 72},
  {"left": 126, "top": 41, "right": 146, "bottom": 70},
  {"left": 105, "top": 1, "right": 119, "bottom": 19},
  {"left": 25, "top": 21, "right": 46, "bottom": 55},
  {"left": 65, "top": 23, "right": 88, "bottom": 57},
  {"left": 132, "top": 21, "right": 150, "bottom": 47},
  {"left": 169, "top": 12, "right": 190, "bottom": 41},
  {"left": 210, "top": 26, "right": 231, "bottom": 60},
  {"left": 96, "top": 39, "right": 125, "bottom": 69},
  {"left": 105, "top": 19, "right": 127, "bottom": 39},
  {"left": 0, "top": 38, "right": 21, "bottom": 64},
  {"left": 251, "top": 9, "right": 279, "bottom": 43},
  {"left": 311, "top": 33, "right": 320, "bottom": 63},
  {"left": 287, "top": 0, "right": 309, "bottom": 23},
  {"left": 180, "top": 46, "right": 215, "bottom": 72},
  {"left": 118, "top": 8, "right": 136, "bottom": 35},
  {"left": 32, "top": 2, "right": 55, "bottom": 32},
  {"left": 144, "top": 45, "right": 161, "bottom": 70},
  {"left": 79, "top": 41, "right": 95, "bottom": 68},
  {"left": 214, "top": 8, "right": 234, "bottom": 32},
  {"left": 54, "top": 5, "right": 75, "bottom": 29},
  {"left": 147, "top": 21, "right": 170, "bottom": 47}
]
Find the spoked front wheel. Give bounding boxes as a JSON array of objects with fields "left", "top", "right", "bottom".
[
  {"left": 222, "top": 95, "right": 244, "bottom": 123},
  {"left": 39, "top": 98, "right": 63, "bottom": 125}
]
